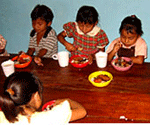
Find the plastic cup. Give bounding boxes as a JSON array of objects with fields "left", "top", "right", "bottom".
[
  {"left": 95, "top": 51, "right": 108, "bottom": 68},
  {"left": 1, "top": 60, "right": 15, "bottom": 77}
]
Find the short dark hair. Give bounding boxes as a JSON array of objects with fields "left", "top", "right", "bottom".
[
  {"left": 76, "top": 5, "right": 99, "bottom": 24},
  {"left": 31, "top": 4, "right": 54, "bottom": 24},
  {"left": 119, "top": 15, "right": 143, "bottom": 36}
]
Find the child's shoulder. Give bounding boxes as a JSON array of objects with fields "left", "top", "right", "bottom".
[
  {"left": 63, "top": 22, "right": 76, "bottom": 28},
  {"left": 136, "top": 37, "right": 147, "bottom": 45}
]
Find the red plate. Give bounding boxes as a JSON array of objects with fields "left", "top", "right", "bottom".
[
  {"left": 69, "top": 55, "right": 89, "bottom": 68},
  {"left": 12, "top": 54, "right": 32, "bottom": 68},
  {"left": 42, "top": 100, "right": 56, "bottom": 111}
]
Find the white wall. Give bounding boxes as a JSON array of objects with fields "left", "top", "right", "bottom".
[{"left": 0, "top": 0, "right": 149, "bottom": 61}]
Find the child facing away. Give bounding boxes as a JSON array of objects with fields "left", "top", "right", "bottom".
[
  {"left": 106, "top": 15, "right": 147, "bottom": 64},
  {"left": 0, "top": 34, "right": 10, "bottom": 56},
  {"left": 23, "top": 4, "right": 58, "bottom": 66},
  {"left": 0, "top": 72, "right": 87, "bottom": 124},
  {"left": 57, "top": 5, "right": 109, "bottom": 64}
]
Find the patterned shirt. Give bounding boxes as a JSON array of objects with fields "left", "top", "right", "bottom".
[
  {"left": 63, "top": 22, "right": 109, "bottom": 55},
  {"left": 0, "top": 34, "right": 10, "bottom": 56},
  {"left": 106, "top": 37, "right": 147, "bottom": 58},
  {"left": 29, "top": 26, "right": 58, "bottom": 58}
]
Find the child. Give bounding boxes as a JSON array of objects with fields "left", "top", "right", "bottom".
[
  {"left": 57, "top": 5, "right": 109, "bottom": 64},
  {"left": 0, "top": 34, "right": 10, "bottom": 56},
  {"left": 0, "top": 72, "right": 87, "bottom": 124},
  {"left": 26, "top": 4, "right": 58, "bottom": 66},
  {"left": 106, "top": 15, "right": 147, "bottom": 64}
]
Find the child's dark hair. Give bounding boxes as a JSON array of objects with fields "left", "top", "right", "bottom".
[
  {"left": 76, "top": 5, "right": 99, "bottom": 24},
  {"left": 0, "top": 72, "right": 43, "bottom": 123},
  {"left": 31, "top": 4, "right": 54, "bottom": 24},
  {"left": 119, "top": 15, "right": 143, "bottom": 36}
]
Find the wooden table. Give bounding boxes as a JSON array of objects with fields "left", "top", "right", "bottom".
[{"left": 0, "top": 54, "right": 150, "bottom": 123}]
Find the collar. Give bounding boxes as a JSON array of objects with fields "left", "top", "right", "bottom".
[
  {"left": 30, "top": 26, "right": 52, "bottom": 38},
  {"left": 75, "top": 22, "right": 100, "bottom": 36}
]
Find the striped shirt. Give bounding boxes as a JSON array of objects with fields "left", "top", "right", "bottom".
[
  {"left": 29, "top": 27, "right": 58, "bottom": 58},
  {"left": 63, "top": 22, "right": 109, "bottom": 55}
]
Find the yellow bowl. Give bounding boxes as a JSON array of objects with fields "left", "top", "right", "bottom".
[{"left": 88, "top": 71, "right": 113, "bottom": 87}]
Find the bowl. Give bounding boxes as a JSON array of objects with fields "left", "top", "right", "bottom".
[
  {"left": 111, "top": 57, "right": 133, "bottom": 71},
  {"left": 11, "top": 54, "right": 32, "bottom": 68},
  {"left": 88, "top": 71, "right": 113, "bottom": 87},
  {"left": 69, "top": 55, "right": 89, "bottom": 68},
  {"left": 42, "top": 100, "right": 56, "bottom": 111}
]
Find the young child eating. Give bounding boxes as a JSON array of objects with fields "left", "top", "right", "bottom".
[
  {"left": 25, "top": 4, "right": 58, "bottom": 66},
  {"left": 57, "top": 5, "right": 109, "bottom": 64},
  {"left": 106, "top": 15, "right": 147, "bottom": 64}
]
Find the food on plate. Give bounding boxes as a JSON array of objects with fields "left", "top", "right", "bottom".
[
  {"left": 93, "top": 74, "right": 110, "bottom": 83},
  {"left": 112, "top": 57, "right": 132, "bottom": 68},
  {"left": 14, "top": 56, "right": 30, "bottom": 64},
  {"left": 71, "top": 57, "right": 88, "bottom": 64}
]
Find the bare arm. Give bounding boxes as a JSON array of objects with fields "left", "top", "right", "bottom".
[
  {"left": 107, "top": 42, "right": 122, "bottom": 61},
  {"left": 27, "top": 48, "right": 35, "bottom": 56},
  {"left": 57, "top": 31, "right": 76, "bottom": 52},
  {"left": 130, "top": 56, "right": 144, "bottom": 64},
  {"left": 54, "top": 98, "right": 87, "bottom": 122}
]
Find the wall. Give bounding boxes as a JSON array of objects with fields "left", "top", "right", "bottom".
[{"left": 0, "top": 0, "right": 149, "bottom": 62}]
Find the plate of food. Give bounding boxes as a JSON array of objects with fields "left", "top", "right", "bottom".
[
  {"left": 42, "top": 100, "right": 56, "bottom": 111},
  {"left": 111, "top": 57, "right": 133, "bottom": 71},
  {"left": 69, "top": 55, "right": 89, "bottom": 68},
  {"left": 11, "top": 54, "right": 32, "bottom": 68},
  {"left": 88, "top": 71, "right": 113, "bottom": 87}
]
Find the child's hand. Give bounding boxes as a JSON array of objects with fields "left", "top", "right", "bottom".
[
  {"left": 88, "top": 55, "right": 93, "bottom": 65},
  {"left": 18, "top": 51, "right": 26, "bottom": 56},
  {"left": 113, "top": 42, "right": 122, "bottom": 53},
  {"left": 34, "top": 57, "right": 43, "bottom": 66},
  {"left": 65, "top": 43, "right": 76, "bottom": 52}
]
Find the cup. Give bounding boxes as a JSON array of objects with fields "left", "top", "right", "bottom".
[
  {"left": 1, "top": 60, "right": 15, "bottom": 77},
  {"left": 52, "top": 51, "right": 69, "bottom": 67},
  {"left": 95, "top": 51, "right": 108, "bottom": 68}
]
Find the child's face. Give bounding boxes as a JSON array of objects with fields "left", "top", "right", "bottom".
[
  {"left": 77, "top": 21, "right": 97, "bottom": 34},
  {"left": 32, "top": 18, "right": 50, "bottom": 34},
  {"left": 120, "top": 29, "right": 139, "bottom": 47}
]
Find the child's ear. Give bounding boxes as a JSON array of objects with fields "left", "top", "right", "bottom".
[{"left": 47, "top": 21, "right": 52, "bottom": 26}]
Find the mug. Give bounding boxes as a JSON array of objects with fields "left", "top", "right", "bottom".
[
  {"left": 52, "top": 51, "right": 69, "bottom": 67},
  {"left": 95, "top": 51, "right": 108, "bottom": 68}
]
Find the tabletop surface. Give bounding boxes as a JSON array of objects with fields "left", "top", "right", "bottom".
[{"left": 0, "top": 54, "right": 150, "bottom": 123}]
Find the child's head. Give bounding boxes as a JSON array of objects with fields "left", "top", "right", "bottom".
[
  {"left": 119, "top": 15, "right": 143, "bottom": 46},
  {"left": 0, "top": 72, "right": 43, "bottom": 123},
  {"left": 76, "top": 5, "right": 99, "bottom": 34},
  {"left": 31, "top": 5, "right": 54, "bottom": 34},
  {"left": 76, "top": 5, "right": 99, "bottom": 24},
  {"left": 119, "top": 15, "right": 143, "bottom": 35},
  {"left": 31, "top": 4, "right": 54, "bottom": 24}
]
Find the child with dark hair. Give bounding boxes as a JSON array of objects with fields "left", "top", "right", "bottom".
[
  {"left": 0, "top": 72, "right": 87, "bottom": 124},
  {"left": 106, "top": 15, "right": 147, "bottom": 64},
  {"left": 25, "top": 4, "right": 58, "bottom": 66},
  {"left": 57, "top": 5, "right": 109, "bottom": 64}
]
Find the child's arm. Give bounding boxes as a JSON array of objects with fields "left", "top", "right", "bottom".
[
  {"left": 130, "top": 56, "right": 144, "bottom": 64},
  {"left": 54, "top": 98, "right": 87, "bottom": 122},
  {"left": 57, "top": 31, "right": 76, "bottom": 52},
  {"left": 107, "top": 42, "right": 122, "bottom": 61},
  {"left": 34, "top": 49, "right": 47, "bottom": 66},
  {"left": 27, "top": 48, "right": 35, "bottom": 56}
]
